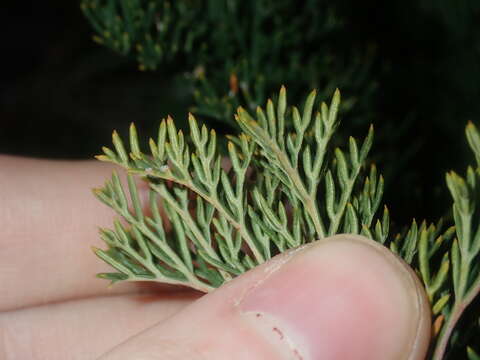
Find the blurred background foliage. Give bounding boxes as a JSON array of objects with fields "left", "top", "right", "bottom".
[{"left": 1, "top": 0, "right": 480, "bottom": 227}]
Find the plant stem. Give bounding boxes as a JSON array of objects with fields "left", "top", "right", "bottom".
[
  {"left": 119, "top": 208, "right": 213, "bottom": 291},
  {"left": 258, "top": 130, "right": 326, "bottom": 238},
  {"left": 155, "top": 184, "right": 233, "bottom": 282},
  {"left": 126, "top": 275, "right": 214, "bottom": 293},
  {"left": 328, "top": 165, "right": 362, "bottom": 235},
  {"left": 432, "top": 267, "right": 480, "bottom": 359},
  {"left": 137, "top": 169, "right": 266, "bottom": 264}
]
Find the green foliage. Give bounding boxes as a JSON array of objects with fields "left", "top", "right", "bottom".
[
  {"left": 428, "top": 123, "right": 480, "bottom": 359},
  {"left": 94, "top": 88, "right": 386, "bottom": 291},
  {"left": 94, "top": 88, "right": 480, "bottom": 358},
  {"left": 81, "top": 0, "right": 195, "bottom": 70},
  {"left": 468, "top": 347, "right": 480, "bottom": 360},
  {"left": 380, "top": 122, "right": 480, "bottom": 359},
  {"left": 83, "top": 2, "right": 480, "bottom": 359},
  {"left": 81, "top": 0, "right": 376, "bottom": 127}
]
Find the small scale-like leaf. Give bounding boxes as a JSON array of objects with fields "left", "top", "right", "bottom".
[
  {"left": 359, "top": 124, "right": 374, "bottom": 162},
  {"left": 432, "top": 294, "right": 451, "bottom": 315},
  {"left": 335, "top": 149, "right": 349, "bottom": 187},
  {"left": 112, "top": 130, "right": 129, "bottom": 165},
  {"left": 92, "top": 247, "right": 132, "bottom": 276},
  {"left": 328, "top": 89, "right": 340, "bottom": 125},
  {"left": 101, "top": 146, "right": 118, "bottom": 161},
  {"left": 419, "top": 229, "right": 431, "bottom": 286},
  {"left": 302, "top": 89, "right": 317, "bottom": 129},
  {"left": 349, "top": 136, "right": 359, "bottom": 168},
  {"left": 430, "top": 255, "right": 450, "bottom": 297},
  {"left": 466, "top": 121, "right": 480, "bottom": 167},
  {"left": 157, "top": 120, "right": 167, "bottom": 160},
  {"left": 468, "top": 346, "right": 480, "bottom": 360},
  {"left": 96, "top": 272, "right": 129, "bottom": 283},
  {"left": 129, "top": 123, "right": 141, "bottom": 158},
  {"left": 325, "top": 171, "right": 336, "bottom": 219}
]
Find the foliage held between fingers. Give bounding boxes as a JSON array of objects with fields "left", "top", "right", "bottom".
[
  {"left": 79, "top": 1, "right": 480, "bottom": 358},
  {"left": 93, "top": 87, "right": 387, "bottom": 292},
  {"left": 94, "top": 87, "right": 480, "bottom": 359}
]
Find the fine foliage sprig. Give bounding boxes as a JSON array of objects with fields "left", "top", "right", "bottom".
[
  {"left": 382, "top": 122, "right": 480, "bottom": 359},
  {"left": 93, "top": 87, "right": 387, "bottom": 291},
  {"left": 80, "top": 2, "right": 480, "bottom": 358},
  {"left": 81, "top": 0, "right": 376, "bottom": 129},
  {"left": 94, "top": 88, "right": 480, "bottom": 359},
  {"left": 429, "top": 122, "right": 480, "bottom": 359}
]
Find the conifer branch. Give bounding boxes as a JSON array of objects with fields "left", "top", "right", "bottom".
[
  {"left": 94, "top": 87, "right": 387, "bottom": 290},
  {"left": 431, "top": 122, "right": 480, "bottom": 359},
  {"left": 93, "top": 87, "right": 480, "bottom": 359}
]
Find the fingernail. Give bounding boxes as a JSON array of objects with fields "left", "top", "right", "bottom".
[{"left": 238, "top": 235, "right": 430, "bottom": 360}]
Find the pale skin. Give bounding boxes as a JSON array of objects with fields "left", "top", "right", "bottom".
[{"left": 0, "top": 155, "right": 431, "bottom": 359}]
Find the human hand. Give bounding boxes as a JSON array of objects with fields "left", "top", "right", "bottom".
[{"left": 0, "top": 156, "right": 431, "bottom": 359}]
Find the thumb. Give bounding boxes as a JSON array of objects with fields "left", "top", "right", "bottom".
[{"left": 99, "top": 235, "right": 431, "bottom": 360}]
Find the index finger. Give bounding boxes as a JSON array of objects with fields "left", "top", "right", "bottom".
[{"left": 0, "top": 156, "right": 175, "bottom": 312}]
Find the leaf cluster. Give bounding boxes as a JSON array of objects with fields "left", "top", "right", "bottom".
[
  {"left": 383, "top": 123, "right": 480, "bottom": 359},
  {"left": 77, "top": 2, "right": 480, "bottom": 358},
  {"left": 81, "top": 0, "right": 376, "bottom": 127},
  {"left": 94, "top": 87, "right": 386, "bottom": 293},
  {"left": 93, "top": 85, "right": 480, "bottom": 359}
]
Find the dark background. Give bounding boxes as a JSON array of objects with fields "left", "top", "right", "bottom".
[{"left": 2, "top": 1, "right": 480, "bottom": 225}]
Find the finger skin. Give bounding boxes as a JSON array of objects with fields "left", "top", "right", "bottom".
[
  {"left": 0, "top": 156, "right": 166, "bottom": 311},
  {"left": 0, "top": 292, "right": 198, "bottom": 360},
  {"left": 100, "top": 235, "right": 431, "bottom": 360}
]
